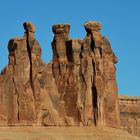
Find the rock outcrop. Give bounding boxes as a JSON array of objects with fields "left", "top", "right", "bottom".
[
  {"left": 119, "top": 95, "right": 140, "bottom": 137},
  {"left": 0, "top": 21, "right": 120, "bottom": 128},
  {"left": 0, "top": 22, "right": 47, "bottom": 125}
]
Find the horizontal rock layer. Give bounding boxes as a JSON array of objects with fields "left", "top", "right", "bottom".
[{"left": 119, "top": 95, "right": 140, "bottom": 137}]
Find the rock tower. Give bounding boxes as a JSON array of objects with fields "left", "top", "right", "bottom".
[{"left": 0, "top": 21, "right": 120, "bottom": 127}]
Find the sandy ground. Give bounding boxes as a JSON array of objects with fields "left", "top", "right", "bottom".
[{"left": 0, "top": 126, "right": 139, "bottom": 140}]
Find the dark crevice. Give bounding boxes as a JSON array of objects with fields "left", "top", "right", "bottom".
[
  {"left": 91, "top": 35, "right": 95, "bottom": 51},
  {"left": 81, "top": 44, "right": 84, "bottom": 51},
  {"left": 92, "top": 83, "right": 98, "bottom": 126},
  {"left": 66, "top": 40, "right": 73, "bottom": 62},
  {"left": 99, "top": 47, "right": 102, "bottom": 58},
  {"left": 52, "top": 41, "right": 59, "bottom": 61},
  {"left": 26, "top": 32, "right": 35, "bottom": 98},
  {"left": 92, "top": 60, "right": 98, "bottom": 125},
  {"left": 92, "top": 59, "right": 96, "bottom": 76}
]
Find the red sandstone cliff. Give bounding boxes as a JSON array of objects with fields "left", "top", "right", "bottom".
[{"left": 0, "top": 21, "right": 120, "bottom": 127}]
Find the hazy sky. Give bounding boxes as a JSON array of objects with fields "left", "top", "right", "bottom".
[{"left": 0, "top": 0, "right": 140, "bottom": 96}]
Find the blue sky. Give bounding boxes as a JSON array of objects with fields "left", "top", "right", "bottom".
[{"left": 0, "top": 0, "right": 140, "bottom": 96}]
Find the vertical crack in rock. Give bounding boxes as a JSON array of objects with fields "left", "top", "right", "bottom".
[
  {"left": 92, "top": 83, "right": 98, "bottom": 125},
  {"left": 26, "top": 32, "right": 35, "bottom": 97},
  {"left": 23, "top": 22, "right": 36, "bottom": 100},
  {"left": 90, "top": 32, "right": 98, "bottom": 126}
]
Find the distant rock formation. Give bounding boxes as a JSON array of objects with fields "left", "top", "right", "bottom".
[
  {"left": 119, "top": 95, "right": 140, "bottom": 137},
  {"left": 0, "top": 21, "right": 120, "bottom": 127}
]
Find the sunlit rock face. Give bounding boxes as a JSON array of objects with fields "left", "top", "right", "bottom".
[
  {"left": 0, "top": 21, "right": 120, "bottom": 128},
  {"left": 119, "top": 95, "right": 140, "bottom": 137}
]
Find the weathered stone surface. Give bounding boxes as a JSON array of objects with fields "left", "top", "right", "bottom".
[
  {"left": 23, "top": 21, "right": 35, "bottom": 33},
  {"left": 0, "top": 22, "right": 46, "bottom": 125},
  {"left": 84, "top": 21, "right": 102, "bottom": 32},
  {"left": 0, "top": 21, "right": 120, "bottom": 128},
  {"left": 119, "top": 95, "right": 140, "bottom": 137}
]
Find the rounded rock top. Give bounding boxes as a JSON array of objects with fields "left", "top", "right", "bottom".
[
  {"left": 23, "top": 22, "right": 36, "bottom": 33},
  {"left": 84, "top": 21, "right": 102, "bottom": 32},
  {"left": 52, "top": 24, "right": 70, "bottom": 34}
]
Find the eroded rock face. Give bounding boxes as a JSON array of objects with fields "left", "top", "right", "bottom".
[
  {"left": 0, "top": 22, "right": 46, "bottom": 125},
  {"left": 119, "top": 95, "right": 140, "bottom": 137},
  {"left": 0, "top": 21, "right": 120, "bottom": 127}
]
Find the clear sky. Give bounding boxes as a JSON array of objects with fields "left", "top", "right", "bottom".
[{"left": 0, "top": 0, "right": 140, "bottom": 96}]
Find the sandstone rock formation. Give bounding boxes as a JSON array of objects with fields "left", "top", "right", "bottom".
[
  {"left": 119, "top": 95, "right": 140, "bottom": 137},
  {"left": 0, "top": 21, "right": 120, "bottom": 128}
]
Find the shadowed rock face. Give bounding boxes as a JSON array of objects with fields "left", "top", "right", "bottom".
[{"left": 0, "top": 21, "right": 120, "bottom": 127}]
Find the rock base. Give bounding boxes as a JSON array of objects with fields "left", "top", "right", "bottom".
[{"left": 0, "top": 126, "right": 139, "bottom": 140}]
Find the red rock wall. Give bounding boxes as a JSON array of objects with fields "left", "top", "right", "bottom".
[
  {"left": 0, "top": 21, "right": 120, "bottom": 127},
  {"left": 119, "top": 95, "right": 140, "bottom": 137}
]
